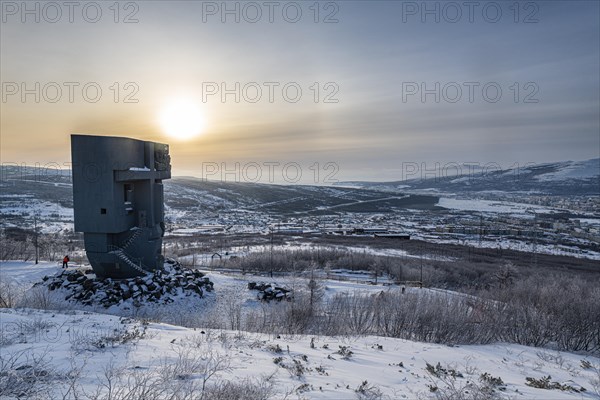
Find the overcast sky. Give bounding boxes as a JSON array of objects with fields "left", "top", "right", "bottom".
[{"left": 1, "top": 0, "right": 599, "bottom": 183}]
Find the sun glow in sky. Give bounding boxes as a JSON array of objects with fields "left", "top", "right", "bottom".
[
  {"left": 158, "top": 98, "right": 207, "bottom": 141},
  {"left": 0, "top": 1, "right": 598, "bottom": 182}
]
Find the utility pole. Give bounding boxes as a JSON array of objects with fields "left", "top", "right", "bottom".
[
  {"left": 419, "top": 242, "right": 423, "bottom": 289},
  {"left": 34, "top": 213, "right": 39, "bottom": 264},
  {"left": 532, "top": 212, "right": 538, "bottom": 268},
  {"left": 269, "top": 225, "right": 274, "bottom": 278},
  {"left": 478, "top": 214, "right": 484, "bottom": 247},
  {"left": 317, "top": 244, "right": 320, "bottom": 267},
  {"left": 162, "top": 218, "right": 170, "bottom": 260}
]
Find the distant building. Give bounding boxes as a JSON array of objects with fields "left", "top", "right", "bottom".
[
  {"left": 374, "top": 233, "right": 410, "bottom": 240},
  {"left": 353, "top": 227, "right": 389, "bottom": 235}
]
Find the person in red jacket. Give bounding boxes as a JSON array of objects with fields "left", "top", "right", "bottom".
[{"left": 62, "top": 255, "right": 70, "bottom": 269}]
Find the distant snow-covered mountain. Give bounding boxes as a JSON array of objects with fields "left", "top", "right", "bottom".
[
  {"left": 534, "top": 159, "right": 599, "bottom": 182},
  {"left": 336, "top": 159, "right": 599, "bottom": 195}
]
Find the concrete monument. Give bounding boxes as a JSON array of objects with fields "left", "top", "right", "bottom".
[{"left": 71, "top": 134, "right": 171, "bottom": 278}]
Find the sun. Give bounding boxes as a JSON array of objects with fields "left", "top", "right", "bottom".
[{"left": 159, "top": 97, "right": 206, "bottom": 140}]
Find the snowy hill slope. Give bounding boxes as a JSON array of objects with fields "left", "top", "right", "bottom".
[
  {"left": 1, "top": 307, "right": 599, "bottom": 399},
  {"left": 3, "top": 258, "right": 600, "bottom": 399},
  {"left": 535, "top": 159, "right": 600, "bottom": 182},
  {"left": 165, "top": 177, "right": 439, "bottom": 215}
]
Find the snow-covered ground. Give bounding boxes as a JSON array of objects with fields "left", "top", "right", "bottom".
[
  {"left": 0, "top": 261, "right": 67, "bottom": 285},
  {"left": 2, "top": 261, "right": 600, "bottom": 399},
  {"left": 0, "top": 195, "right": 73, "bottom": 233},
  {"left": 1, "top": 261, "right": 401, "bottom": 324},
  {"left": 1, "top": 308, "right": 599, "bottom": 399}
]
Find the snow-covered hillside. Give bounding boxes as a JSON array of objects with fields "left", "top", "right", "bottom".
[
  {"left": 2, "top": 308, "right": 599, "bottom": 399},
  {"left": 2, "top": 261, "right": 600, "bottom": 399},
  {"left": 535, "top": 159, "right": 600, "bottom": 182},
  {"left": 336, "top": 158, "right": 600, "bottom": 196}
]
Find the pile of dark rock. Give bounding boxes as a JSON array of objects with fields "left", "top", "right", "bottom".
[
  {"left": 248, "top": 282, "right": 292, "bottom": 302},
  {"left": 36, "top": 261, "right": 214, "bottom": 308}
]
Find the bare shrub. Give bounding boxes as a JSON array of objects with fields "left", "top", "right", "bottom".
[
  {"left": 203, "top": 376, "right": 274, "bottom": 400},
  {"left": 279, "top": 291, "right": 315, "bottom": 335},
  {"left": 355, "top": 380, "right": 383, "bottom": 400},
  {"left": 225, "top": 297, "right": 243, "bottom": 331},
  {"left": 0, "top": 275, "right": 25, "bottom": 308},
  {"left": 525, "top": 375, "right": 586, "bottom": 392},
  {"left": 0, "top": 348, "right": 55, "bottom": 398},
  {"left": 589, "top": 363, "right": 600, "bottom": 397},
  {"left": 70, "top": 323, "right": 147, "bottom": 354},
  {"left": 485, "top": 274, "right": 600, "bottom": 353},
  {"left": 322, "top": 290, "right": 497, "bottom": 345},
  {"left": 423, "top": 363, "right": 510, "bottom": 400},
  {"left": 17, "top": 286, "right": 68, "bottom": 311},
  {"left": 160, "top": 346, "right": 231, "bottom": 394},
  {"left": 86, "top": 347, "right": 235, "bottom": 399}
]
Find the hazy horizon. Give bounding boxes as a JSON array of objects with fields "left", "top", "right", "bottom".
[{"left": 1, "top": 152, "right": 597, "bottom": 186}]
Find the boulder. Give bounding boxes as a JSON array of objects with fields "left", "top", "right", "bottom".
[{"left": 82, "top": 279, "right": 94, "bottom": 291}]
